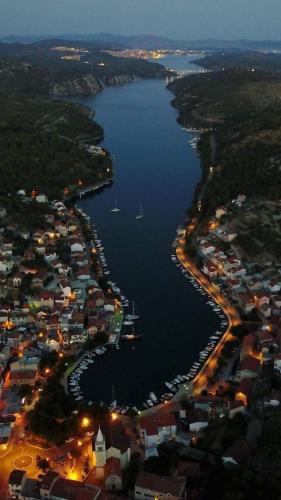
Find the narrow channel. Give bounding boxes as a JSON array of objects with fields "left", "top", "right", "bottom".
[{"left": 73, "top": 55, "right": 221, "bottom": 407}]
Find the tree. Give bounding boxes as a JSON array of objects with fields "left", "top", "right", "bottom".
[
  {"left": 18, "top": 384, "right": 33, "bottom": 399},
  {"left": 36, "top": 456, "right": 50, "bottom": 472}
]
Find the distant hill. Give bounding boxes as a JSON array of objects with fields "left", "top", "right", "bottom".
[
  {"left": 195, "top": 51, "right": 281, "bottom": 71},
  {"left": 3, "top": 33, "right": 281, "bottom": 51}
]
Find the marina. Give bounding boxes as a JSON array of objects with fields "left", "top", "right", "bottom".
[{"left": 68, "top": 54, "right": 226, "bottom": 408}]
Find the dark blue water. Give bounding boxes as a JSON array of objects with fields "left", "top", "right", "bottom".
[{"left": 72, "top": 56, "right": 220, "bottom": 407}]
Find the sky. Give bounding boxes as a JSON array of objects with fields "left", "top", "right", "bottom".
[{"left": 1, "top": 0, "right": 281, "bottom": 40}]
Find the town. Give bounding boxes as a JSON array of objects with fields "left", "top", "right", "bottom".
[{"left": 0, "top": 171, "right": 280, "bottom": 500}]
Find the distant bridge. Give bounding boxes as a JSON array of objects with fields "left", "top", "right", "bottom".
[{"left": 165, "top": 68, "right": 210, "bottom": 84}]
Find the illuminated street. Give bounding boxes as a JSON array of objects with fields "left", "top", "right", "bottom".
[{"left": 176, "top": 239, "right": 241, "bottom": 395}]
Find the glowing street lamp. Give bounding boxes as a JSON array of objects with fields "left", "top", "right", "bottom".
[{"left": 81, "top": 416, "right": 90, "bottom": 428}]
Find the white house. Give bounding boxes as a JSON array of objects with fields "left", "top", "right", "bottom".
[
  {"left": 200, "top": 242, "right": 216, "bottom": 256},
  {"left": 215, "top": 206, "right": 227, "bottom": 219},
  {"left": 70, "top": 242, "right": 84, "bottom": 253},
  {"left": 59, "top": 279, "right": 72, "bottom": 298},
  {"left": 36, "top": 194, "right": 48, "bottom": 203}
]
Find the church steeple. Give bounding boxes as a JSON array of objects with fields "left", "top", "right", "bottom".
[
  {"left": 94, "top": 425, "right": 106, "bottom": 468},
  {"left": 96, "top": 425, "right": 104, "bottom": 443}
]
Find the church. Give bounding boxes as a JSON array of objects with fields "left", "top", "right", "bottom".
[{"left": 93, "top": 419, "right": 131, "bottom": 491}]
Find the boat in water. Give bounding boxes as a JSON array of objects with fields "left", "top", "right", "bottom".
[
  {"left": 149, "top": 392, "right": 158, "bottom": 404},
  {"left": 111, "top": 197, "right": 120, "bottom": 213},
  {"left": 125, "top": 300, "right": 140, "bottom": 321},
  {"left": 136, "top": 201, "right": 144, "bottom": 220},
  {"left": 120, "top": 333, "right": 142, "bottom": 341}
]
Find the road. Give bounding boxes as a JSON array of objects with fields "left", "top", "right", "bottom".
[
  {"left": 0, "top": 413, "right": 93, "bottom": 493},
  {"left": 176, "top": 240, "right": 240, "bottom": 395}
]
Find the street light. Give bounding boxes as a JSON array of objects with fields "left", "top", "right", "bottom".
[{"left": 81, "top": 416, "right": 90, "bottom": 428}]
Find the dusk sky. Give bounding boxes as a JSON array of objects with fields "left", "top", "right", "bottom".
[{"left": 1, "top": 0, "right": 281, "bottom": 40}]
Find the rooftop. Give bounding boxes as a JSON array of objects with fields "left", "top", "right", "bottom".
[{"left": 135, "top": 471, "right": 185, "bottom": 496}]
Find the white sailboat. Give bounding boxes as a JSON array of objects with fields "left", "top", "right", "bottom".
[
  {"left": 111, "top": 197, "right": 120, "bottom": 213},
  {"left": 136, "top": 202, "right": 144, "bottom": 220},
  {"left": 125, "top": 300, "right": 140, "bottom": 321}
]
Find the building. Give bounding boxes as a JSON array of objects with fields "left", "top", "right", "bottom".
[
  {"left": 240, "top": 333, "right": 256, "bottom": 361},
  {"left": 104, "top": 457, "right": 122, "bottom": 492},
  {"left": 238, "top": 356, "right": 260, "bottom": 380},
  {"left": 134, "top": 471, "right": 186, "bottom": 500},
  {"left": 8, "top": 470, "right": 101, "bottom": 500},
  {"left": 235, "top": 378, "right": 254, "bottom": 405},
  {"left": 139, "top": 414, "right": 177, "bottom": 449},
  {"left": 49, "top": 477, "right": 100, "bottom": 500},
  {"left": 215, "top": 207, "right": 227, "bottom": 219},
  {"left": 93, "top": 421, "right": 130, "bottom": 484},
  {"left": 8, "top": 470, "right": 26, "bottom": 498},
  {"left": 222, "top": 440, "right": 252, "bottom": 466}
]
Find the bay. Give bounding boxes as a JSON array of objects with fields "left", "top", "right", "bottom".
[{"left": 71, "top": 55, "right": 220, "bottom": 407}]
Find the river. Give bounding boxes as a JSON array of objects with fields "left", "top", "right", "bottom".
[{"left": 71, "top": 55, "right": 220, "bottom": 408}]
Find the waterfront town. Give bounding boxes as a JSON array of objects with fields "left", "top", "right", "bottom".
[
  {"left": 1, "top": 2, "right": 281, "bottom": 495},
  {"left": 0, "top": 163, "right": 281, "bottom": 500}
]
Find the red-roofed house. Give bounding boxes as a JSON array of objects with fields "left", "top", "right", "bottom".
[
  {"left": 202, "top": 263, "right": 218, "bottom": 278},
  {"left": 139, "top": 414, "right": 177, "bottom": 449},
  {"left": 254, "top": 292, "right": 270, "bottom": 308},
  {"left": 104, "top": 457, "right": 122, "bottom": 491},
  {"left": 237, "top": 293, "right": 256, "bottom": 314},
  {"left": 235, "top": 378, "right": 254, "bottom": 405},
  {"left": 240, "top": 333, "right": 256, "bottom": 361},
  {"left": 134, "top": 471, "right": 186, "bottom": 500},
  {"left": 238, "top": 356, "right": 260, "bottom": 380},
  {"left": 10, "top": 369, "right": 37, "bottom": 386}
]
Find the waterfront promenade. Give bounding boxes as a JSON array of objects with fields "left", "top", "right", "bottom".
[
  {"left": 176, "top": 239, "right": 240, "bottom": 396},
  {"left": 139, "top": 239, "right": 241, "bottom": 417}
]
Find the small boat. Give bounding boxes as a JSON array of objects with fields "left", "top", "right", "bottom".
[
  {"left": 123, "top": 320, "right": 134, "bottom": 326},
  {"left": 146, "top": 399, "right": 153, "bottom": 407},
  {"left": 125, "top": 300, "right": 140, "bottom": 321},
  {"left": 161, "top": 393, "right": 173, "bottom": 401},
  {"left": 120, "top": 334, "right": 142, "bottom": 341},
  {"left": 149, "top": 392, "right": 158, "bottom": 404},
  {"left": 111, "top": 197, "right": 120, "bottom": 213},
  {"left": 165, "top": 381, "right": 174, "bottom": 390},
  {"left": 136, "top": 202, "right": 144, "bottom": 220}
]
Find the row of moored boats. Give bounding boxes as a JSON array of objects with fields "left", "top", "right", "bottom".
[{"left": 68, "top": 347, "right": 107, "bottom": 402}]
